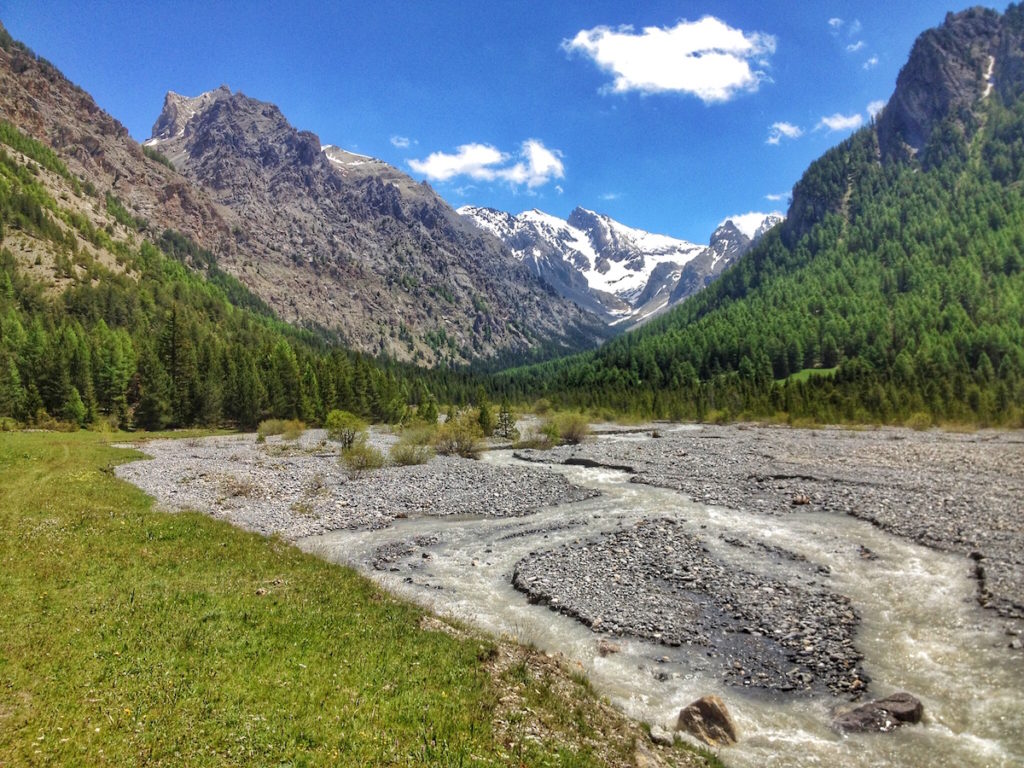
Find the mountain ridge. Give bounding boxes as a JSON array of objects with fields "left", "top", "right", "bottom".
[
  {"left": 459, "top": 203, "right": 782, "bottom": 325},
  {"left": 144, "top": 85, "right": 608, "bottom": 365}
]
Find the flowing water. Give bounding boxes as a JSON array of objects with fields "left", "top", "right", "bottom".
[{"left": 302, "top": 433, "right": 1024, "bottom": 767}]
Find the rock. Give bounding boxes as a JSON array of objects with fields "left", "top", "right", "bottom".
[
  {"left": 675, "top": 695, "right": 738, "bottom": 746},
  {"left": 792, "top": 494, "right": 810, "bottom": 506},
  {"left": 597, "top": 639, "right": 622, "bottom": 657},
  {"left": 633, "top": 742, "right": 660, "bottom": 768},
  {"left": 833, "top": 692, "right": 924, "bottom": 733},
  {"left": 649, "top": 724, "right": 674, "bottom": 746}
]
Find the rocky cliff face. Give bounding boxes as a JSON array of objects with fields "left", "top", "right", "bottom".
[
  {"left": 143, "top": 87, "right": 605, "bottom": 364},
  {"left": 876, "top": 6, "right": 1016, "bottom": 162}
]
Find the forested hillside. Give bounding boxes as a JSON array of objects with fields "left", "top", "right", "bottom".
[
  {"left": 0, "top": 122, "right": 475, "bottom": 430},
  {"left": 496, "top": 8, "right": 1024, "bottom": 427}
]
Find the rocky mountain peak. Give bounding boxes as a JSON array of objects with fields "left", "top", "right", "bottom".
[
  {"left": 142, "top": 88, "right": 603, "bottom": 363},
  {"left": 150, "top": 85, "right": 233, "bottom": 141},
  {"left": 877, "top": 7, "right": 1001, "bottom": 161}
]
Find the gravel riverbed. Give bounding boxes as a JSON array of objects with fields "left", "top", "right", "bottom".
[
  {"left": 516, "top": 423, "right": 1024, "bottom": 620},
  {"left": 115, "top": 422, "right": 1023, "bottom": 703},
  {"left": 115, "top": 429, "right": 598, "bottom": 539}
]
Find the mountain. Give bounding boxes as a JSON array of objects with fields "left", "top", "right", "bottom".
[
  {"left": 668, "top": 214, "right": 784, "bottom": 307},
  {"left": 500, "top": 4, "right": 1024, "bottom": 431},
  {"left": 144, "top": 87, "right": 606, "bottom": 365},
  {"left": 458, "top": 204, "right": 781, "bottom": 325},
  {"left": 0, "top": 26, "right": 238, "bottom": 258}
]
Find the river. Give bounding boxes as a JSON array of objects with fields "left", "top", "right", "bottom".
[{"left": 302, "top": 432, "right": 1024, "bottom": 767}]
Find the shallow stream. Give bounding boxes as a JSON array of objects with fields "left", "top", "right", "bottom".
[{"left": 302, "top": 432, "right": 1024, "bottom": 767}]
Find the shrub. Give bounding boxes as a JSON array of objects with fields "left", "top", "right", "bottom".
[
  {"left": 341, "top": 442, "right": 385, "bottom": 476},
  {"left": 433, "top": 413, "right": 484, "bottom": 459},
  {"left": 257, "top": 418, "right": 306, "bottom": 441},
  {"left": 325, "top": 409, "right": 367, "bottom": 448},
  {"left": 548, "top": 413, "right": 590, "bottom": 445},
  {"left": 398, "top": 424, "right": 436, "bottom": 447},
  {"left": 532, "top": 398, "right": 552, "bottom": 416},
  {"left": 389, "top": 441, "right": 434, "bottom": 466},
  {"left": 905, "top": 411, "right": 933, "bottom": 431},
  {"left": 257, "top": 419, "right": 287, "bottom": 438},
  {"left": 515, "top": 425, "right": 558, "bottom": 450}
]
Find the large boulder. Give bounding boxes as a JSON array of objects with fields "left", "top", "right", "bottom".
[
  {"left": 833, "top": 692, "right": 924, "bottom": 733},
  {"left": 675, "top": 695, "right": 738, "bottom": 746}
]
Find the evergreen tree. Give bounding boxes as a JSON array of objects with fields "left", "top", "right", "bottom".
[
  {"left": 476, "top": 385, "right": 494, "bottom": 436},
  {"left": 496, "top": 398, "right": 518, "bottom": 440}
]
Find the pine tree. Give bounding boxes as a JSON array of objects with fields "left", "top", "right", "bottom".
[
  {"left": 496, "top": 397, "right": 518, "bottom": 440},
  {"left": 476, "top": 385, "right": 494, "bottom": 436}
]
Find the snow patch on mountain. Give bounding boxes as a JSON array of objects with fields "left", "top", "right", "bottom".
[
  {"left": 722, "top": 211, "right": 784, "bottom": 240},
  {"left": 459, "top": 204, "right": 784, "bottom": 327}
]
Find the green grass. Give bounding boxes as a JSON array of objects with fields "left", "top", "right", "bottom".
[
  {"left": 775, "top": 367, "right": 838, "bottom": 385},
  {"left": 0, "top": 431, "right": 719, "bottom": 767}
]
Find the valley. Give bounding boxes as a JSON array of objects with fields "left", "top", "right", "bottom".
[{"left": 2, "top": 2, "right": 1024, "bottom": 767}]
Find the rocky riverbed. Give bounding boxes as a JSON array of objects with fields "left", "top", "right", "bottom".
[
  {"left": 516, "top": 423, "right": 1024, "bottom": 620},
  {"left": 115, "top": 429, "right": 598, "bottom": 540},
  {"left": 512, "top": 517, "right": 864, "bottom": 696}
]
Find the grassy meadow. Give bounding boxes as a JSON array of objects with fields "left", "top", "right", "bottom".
[{"left": 0, "top": 430, "right": 718, "bottom": 767}]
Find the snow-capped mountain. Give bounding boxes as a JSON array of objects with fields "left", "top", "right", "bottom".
[{"left": 459, "top": 205, "right": 783, "bottom": 325}]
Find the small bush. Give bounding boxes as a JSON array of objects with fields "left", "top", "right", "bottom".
[
  {"left": 341, "top": 442, "right": 385, "bottom": 476},
  {"left": 532, "top": 398, "right": 552, "bottom": 416},
  {"left": 548, "top": 413, "right": 590, "bottom": 445},
  {"left": 904, "top": 412, "right": 933, "bottom": 431},
  {"left": 257, "top": 418, "right": 305, "bottom": 441},
  {"left": 389, "top": 441, "right": 434, "bottom": 466},
  {"left": 257, "top": 419, "right": 287, "bottom": 438},
  {"left": 515, "top": 426, "right": 558, "bottom": 450},
  {"left": 397, "top": 425, "right": 436, "bottom": 447},
  {"left": 433, "top": 413, "right": 484, "bottom": 459},
  {"left": 326, "top": 409, "right": 367, "bottom": 448}
]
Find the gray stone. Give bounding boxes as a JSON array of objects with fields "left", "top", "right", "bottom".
[
  {"left": 648, "top": 724, "right": 674, "bottom": 747},
  {"left": 833, "top": 692, "right": 924, "bottom": 733}
]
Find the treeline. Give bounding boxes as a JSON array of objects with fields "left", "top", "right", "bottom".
[
  {"left": 0, "top": 124, "right": 481, "bottom": 430},
  {"left": 494, "top": 93, "right": 1024, "bottom": 427}
]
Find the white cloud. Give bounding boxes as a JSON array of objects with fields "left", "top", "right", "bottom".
[
  {"left": 867, "top": 99, "right": 886, "bottom": 116},
  {"left": 390, "top": 135, "right": 414, "bottom": 148},
  {"left": 555, "top": 185, "right": 564, "bottom": 195},
  {"left": 408, "top": 143, "right": 507, "bottom": 182},
  {"left": 846, "top": 40, "right": 865, "bottom": 53},
  {"left": 497, "top": 139, "right": 566, "bottom": 188},
  {"left": 828, "top": 17, "right": 843, "bottom": 31},
  {"left": 767, "top": 121, "right": 803, "bottom": 145},
  {"left": 408, "top": 139, "right": 564, "bottom": 189},
  {"left": 563, "top": 16, "right": 776, "bottom": 103},
  {"left": 863, "top": 55, "right": 879, "bottom": 70},
  {"left": 600, "top": 192, "right": 621, "bottom": 201},
  {"left": 816, "top": 112, "right": 864, "bottom": 132},
  {"left": 848, "top": 19, "right": 862, "bottom": 36},
  {"left": 765, "top": 191, "right": 790, "bottom": 202}
]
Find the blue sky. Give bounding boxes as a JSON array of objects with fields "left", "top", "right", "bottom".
[{"left": 1, "top": 1, "right": 998, "bottom": 242}]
